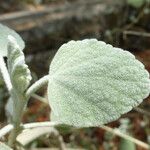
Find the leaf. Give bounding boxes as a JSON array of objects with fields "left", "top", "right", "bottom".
[
  {"left": 127, "top": 0, "right": 145, "bottom": 8},
  {"left": 48, "top": 39, "right": 150, "bottom": 127},
  {"left": 0, "top": 24, "right": 25, "bottom": 57},
  {"left": 17, "top": 127, "right": 57, "bottom": 146},
  {"left": 0, "top": 142, "right": 12, "bottom": 150},
  {"left": 119, "top": 138, "right": 136, "bottom": 150},
  {"left": 118, "top": 118, "right": 136, "bottom": 150},
  {"left": 7, "top": 36, "right": 31, "bottom": 93}
]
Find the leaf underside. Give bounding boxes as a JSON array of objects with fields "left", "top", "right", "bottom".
[
  {"left": 0, "top": 24, "right": 24, "bottom": 57},
  {"left": 48, "top": 39, "right": 150, "bottom": 127}
]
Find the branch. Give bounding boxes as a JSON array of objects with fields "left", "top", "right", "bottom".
[
  {"left": 0, "top": 122, "right": 58, "bottom": 139},
  {"left": 1, "top": 122, "right": 149, "bottom": 149},
  {"left": 101, "top": 125, "right": 150, "bottom": 149},
  {"left": 26, "top": 75, "right": 49, "bottom": 99},
  {"left": 17, "top": 126, "right": 66, "bottom": 150},
  {"left": 134, "top": 107, "right": 150, "bottom": 117},
  {"left": 0, "top": 124, "right": 13, "bottom": 138},
  {"left": 23, "top": 122, "right": 59, "bottom": 129},
  {"left": 123, "top": 30, "right": 150, "bottom": 38},
  {"left": 31, "top": 93, "right": 48, "bottom": 104}
]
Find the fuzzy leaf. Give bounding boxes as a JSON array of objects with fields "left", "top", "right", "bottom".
[
  {"left": 7, "top": 36, "right": 31, "bottom": 93},
  {"left": 0, "top": 142, "right": 12, "bottom": 150},
  {"left": 0, "top": 24, "right": 24, "bottom": 57},
  {"left": 48, "top": 39, "right": 150, "bottom": 127}
]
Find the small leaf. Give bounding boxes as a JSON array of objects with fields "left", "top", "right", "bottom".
[
  {"left": 17, "top": 127, "right": 57, "bottom": 146},
  {"left": 119, "top": 118, "right": 136, "bottom": 150},
  {"left": 0, "top": 24, "right": 24, "bottom": 57},
  {"left": 7, "top": 36, "right": 31, "bottom": 93},
  {"left": 0, "top": 142, "right": 12, "bottom": 150},
  {"left": 48, "top": 39, "right": 150, "bottom": 127},
  {"left": 127, "top": 0, "right": 145, "bottom": 8},
  {"left": 119, "top": 138, "right": 136, "bottom": 150}
]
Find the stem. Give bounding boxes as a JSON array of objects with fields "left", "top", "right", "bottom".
[
  {"left": 31, "top": 94, "right": 48, "bottom": 103},
  {"left": 57, "top": 130, "right": 66, "bottom": 150},
  {"left": 0, "top": 124, "right": 13, "bottom": 138},
  {"left": 101, "top": 125, "right": 150, "bottom": 149},
  {"left": 2, "top": 122, "right": 149, "bottom": 149},
  {"left": 0, "top": 122, "right": 59, "bottom": 139},
  {"left": 21, "top": 122, "right": 65, "bottom": 150},
  {"left": 0, "top": 56, "right": 12, "bottom": 92},
  {"left": 134, "top": 107, "right": 150, "bottom": 117},
  {"left": 123, "top": 30, "right": 150, "bottom": 38},
  {"left": 8, "top": 93, "right": 27, "bottom": 148},
  {"left": 0, "top": 122, "right": 66, "bottom": 149},
  {"left": 26, "top": 75, "right": 49, "bottom": 99},
  {"left": 8, "top": 75, "right": 49, "bottom": 147},
  {"left": 23, "top": 122, "right": 59, "bottom": 129}
]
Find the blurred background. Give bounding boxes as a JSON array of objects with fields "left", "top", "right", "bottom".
[{"left": 0, "top": 0, "right": 150, "bottom": 149}]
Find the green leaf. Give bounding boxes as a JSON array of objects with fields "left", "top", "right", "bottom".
[
  {"left": 127, "top": 0, "right": 145, "bottom": 8},
  {"left": 119, "top": 138, "right": 136, "bottom": 150},
  {"left": 7, "top": 36, "right": 31, "bottom": 93},
  {"left": 48, "top": 39, "right": 150, "bottom": 127},
  {"left": 0, "top": 142, "right": 12, "bottom": 150},
  {"left": 119, "top": 118, "right": 136, "bottom": 150},
  {"left": 0, "top": 24, "right": 24, "bottom": 57}
]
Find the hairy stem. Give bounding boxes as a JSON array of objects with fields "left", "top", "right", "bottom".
[
  {"left": 31, "top": 93, "right": 48, "bottom": 103},
  {"left": 0, "top": 124, "right": 13, "bottom": 138},
  {"left": 8, "top": 75, "right": 49, "bottom": 147},
  {"left": 26, "top": 75, "right": 49, "bottom": 99},
  {"left": 2, "top": 122, "right": 149, "bottom": 149},
  {"left": 8, "top": 92, "right": 27, "bottom": 148},
  {"left": 0, "top": 56, "right": 12, "bottom": 92},
  {"left": 0, "top": 122, "right": 59, "bottom": 139},
  {"left": 23, "top": 121, "right": 59, "bottom": 129}
]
